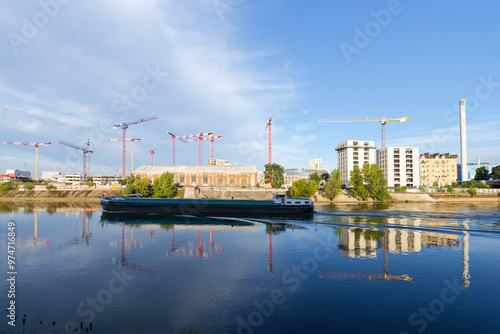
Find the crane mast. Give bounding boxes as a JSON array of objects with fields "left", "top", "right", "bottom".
[{"left": 2, "top": 141, "right": 51, "bottom": 181}]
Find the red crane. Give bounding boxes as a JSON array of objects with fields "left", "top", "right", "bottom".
[
  {"left": 150, "top": 146, "right": 156, "bottom": 166},
  {"left": 108, "top": 138, "right": 143, "bottom": 173},
  {"left": 113, "top": 117, "right": 157, "bottom": 176},
  {"left": 2, "top": 141, "right": 51, "bottom": 180},
  {"left": 208, "top": 135, "right": 222, "bottom": 165},
  {"left": 265, "top": 116, "right": 272, "bottom": 165},
  {"left": 59, "top": 139, "right": 93, "bottom": 177},
  {"left": 166, "top": 131, "right": 188, "bottom": 165},
  {"left": 176, "top": 132, "right": 213, "bottom": 165}
]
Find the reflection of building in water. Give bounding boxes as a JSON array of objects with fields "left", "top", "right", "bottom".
[
  {"left": 338, "top": 227, "right": 421, "bottom": 258},
  {"left": 166, "top": 228, "right": 222, "bottom": 260},
  {"left": 381, "top": 229, "right": 421, "bottom": 253},
  {"left": 420, "top": 232, "right": 459, "bottom": 248},
  {"left": 338, "top": 228, "right": 377, "bottom": 258}
]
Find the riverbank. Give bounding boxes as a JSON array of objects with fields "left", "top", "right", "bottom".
[
  {"left": 0, "top": 189, "right": 123, "bottom": 202},
  {"left": 0, "top": 188, "right": 498, "bottom": 203}
]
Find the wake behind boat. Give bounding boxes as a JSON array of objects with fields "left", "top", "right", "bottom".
[{"left": 100, "top": 194, "right": 314, "bottom": 215}]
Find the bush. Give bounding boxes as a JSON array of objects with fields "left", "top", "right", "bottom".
[
  {"left": 468, "top": 189, "right": 477, "bottom": 197},
  {"left": 24, "top": 183, "right": 35, "bottom": 190},
  {"left": 176, "top": 189, "right": 185, "bottom": 198},
  {"left": 446, "top": 185, "right": 454, "bottom": 193},
  {"left": 478, "top": 182, "right": 488, "bottom": 189},
  {"left": 46, "top": 184, "right": 57, "bottom": 191}
]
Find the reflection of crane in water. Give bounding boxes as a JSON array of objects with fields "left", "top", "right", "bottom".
[
  {"left": 57, "top": 211, "right": 92, "bottom": 251},
  {"left": 18, "top": 210, "right": 50, "bottom": 247},
  {"left": 319, "top": 228, "right": 413, "bottom": 282},
  {"left": 110, "top": 223, "right": 155, "bottom": 276},
  {"left": 166, "top": 228, "right": 222, "bottom": 259}
]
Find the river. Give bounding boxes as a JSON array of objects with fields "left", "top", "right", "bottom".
[{"left": 0, "top": 201, "right": 499, "bottom": 334}]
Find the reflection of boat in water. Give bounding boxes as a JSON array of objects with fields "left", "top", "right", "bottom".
[{"left": 100, "top": 194, "right": 314, "bottom": 215}]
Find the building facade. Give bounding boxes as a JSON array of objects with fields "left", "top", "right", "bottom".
[
  {"left": 420, "top": 153, "right": 458, "bottom": 187},
  {"left": 377, "top": 147, "right": 420, "bottom": 188},
  {"left": 284, "top": 168, "right": 328, "bottom": 185},
  {"left": 308, "top": 159, "right": 328, "bottom": 172},
  {"left": 457, "top": 159, "right": 498, "bottom": 181},
  {"left": 336, "top": 140, "right": 376, "bottom": 187},
  {"left": 41, "top": 171, "right": 61, "bottom": 181},
  {"left": 133, "top": 165, "right": 258, "bottom": 188},
  {"left": 6, "top": 169, "right": 31, "bottom": 177},
  {"left": 207, "top": 159, "right": 231, "bottom": 166}
]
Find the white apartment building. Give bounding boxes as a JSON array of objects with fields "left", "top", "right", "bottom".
[
  {"left": 41, "top": 171, "right": 61, "bottom": 181},
  {"left": 308, "top": 159, "right": 328, "bottom": 172},
  {"left": 377, "top": 147, "right": 420, "bottom": 188},
  {"left": 335, "top": 140, "right": 376, "bottom": 187}
]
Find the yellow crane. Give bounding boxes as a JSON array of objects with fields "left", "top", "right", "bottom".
[{"left": 316, "top": 116, "right": 410, "bottom": 148}]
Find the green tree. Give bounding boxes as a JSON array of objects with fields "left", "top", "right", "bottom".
[
  {"left": 468, "top": 189, "right": 477, "bottom": 197},
  {"left": 349, "top": 165, "right": 367, "bottom": 200},
  {"left": 289, "top": 179, "right": 317, "bottom": 198},
  {"left": 24, "top": 183, "right": 35, "bottom": 190},
  {"left": 489, "top": 165, "right": 500, "bottom": 180},
  {"left": 474, "top": 166, "right": 488, "bottom": 181},
  {"left": 309, "top": 172, "right": 321, "bottom": 184},
  {"left": 324, "top": 169, "right": 342, "bottom": 201},
  {"left": 86, "top": 177, "right": 95, "bottom": 188},
  {"left": 153, "top": 172, "right": 177, "bottom": 198},
  {"left": 123, "top": 183, "right": 136, "bottom": 195},
  {"left": 321, "top": 172, "right": 330, "bottom": 182},
  {"left": 134, "top": 177, "right": 153, "bottom": 197},
  {"left": 264, "top": 163, "right": 284, "bottom": 188},
  {"left": 372, "top": 169, "right": 388, "bottom": 201},
  {"left": 478, "top": 182, "right": 488, "bottom": 189}
]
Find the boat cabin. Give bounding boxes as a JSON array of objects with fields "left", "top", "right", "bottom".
[{"left": 274, "top": 194, "right": 311, "bottom": 206}]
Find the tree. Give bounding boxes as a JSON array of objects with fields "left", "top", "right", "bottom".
[
  {"left": 321, "top": 172, "right": 330, "bottom": 182},
  {"left": 474, "top": 166, "right": 488, "bottom": 181},
  {"left": 289, "top": 179, "right": 317, "bottom": 198},
  {"left": 372, "top": 169, "right": 388, "bottom": 201},
  {"left": 264, "top": 163, "right": 284, "bottom": 188},
  {"left": 24, "top": 183, "right": 35, "bottom": 190},
  {"left": 309, "top": 172, "right": 321, "bottom": 184},
  {"left": 153, "top": 172, "right": 177, "bottom": 198},
  {"left": 349, "top": 165, "right": 367, "bottom": 200},
  {"left": 490, "top": 165, "right": 500, "bottom": 180},
  {"left": 135, "top": 178, "right": 153, "bottom": 197},
  {"left": 324, "top": 169, "right": 342, "bottom": 201},
  {"left": 86, "top": 177, "right": 95, "bottom": 188}
]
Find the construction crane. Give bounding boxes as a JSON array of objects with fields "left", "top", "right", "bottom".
[
  {"left": 150, "top": 146, "right": 156, "bottom": 166},
  {"left": 176, "top": 132, "right": 213, "bottom": 165},
  {"left": 166, "top": 131, "right": 188, "bottom": 165},
  {"left": 2, "top": 141, "right": 51, "bottom": 180},
  {"left": 207, "top": 135, "right": 222, "bottom": 165},
  {"left": 316, "top": 116, "right": 410, "bottom": 148},
  {"left": 265, "top": 116, "right": 272, "bottom": 165},
  {"left": 104, "top": 167, "right": 120, "bottom": 176},
  {"left": 59, "top": 140, "right": 93, "bottom": 177},
  {"left": 108, "top": 138, "right": 143, "bottom": 173},
  {"left": 113, "top": 116, "right": 157, "bottom": 176}
]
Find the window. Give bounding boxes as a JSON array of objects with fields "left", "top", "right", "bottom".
[
  {"left": 203, "top": 176, "right": 208, "bottom": 185},
  {"left": 241, "top": 176, "right": 248, "bottom": 186},
  {"left": 217, "top": 176, "right": 224, "bottom": 186},
  {"left": 191, "top": 176, "right": 196, "bottom": 185},
  {"left": 229, "top": 177, "right": 235, "bottom": 185},
  {"left": 179, "top": 176, "right": 185, "bottom": 184}
]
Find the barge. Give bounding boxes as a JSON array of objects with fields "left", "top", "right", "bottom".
[{"left": 100, "top": 194, "right": 314, "bottom": 215}]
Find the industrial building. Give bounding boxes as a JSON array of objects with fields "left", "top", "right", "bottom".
[
  {"left": 419, "top": 153, "right": 458, "bottom": 187},
  {"left": 457, "top": 159, "right": 498, "bottom": 181},
  {"left": 336, "top": 140, "right": 376, "bottom": 187},
  {"left": 377, "top": 147, "right": 420, "bottom": 188},
  {"left": 133, "top": 165, "right": 258, "bottom": 188}
]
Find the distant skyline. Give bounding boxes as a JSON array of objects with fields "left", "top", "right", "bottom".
[{"left": 1, "top": 0, "right": 499, "bottom": 176}]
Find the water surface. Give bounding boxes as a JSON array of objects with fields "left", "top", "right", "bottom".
[{"left": 1, "top": 202, "right": 499, "bottom": 333}]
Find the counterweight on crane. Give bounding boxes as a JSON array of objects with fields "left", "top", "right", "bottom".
[
  {"left": 113, "top": 117, "right": 157, "bottom": 176},
  {"left": 150, "top": 146, "right": 156, "bottom": 166},
  {"left": 2, "top": 141, "right": 51, "bottom": 180},
  {"left": 316, "top": 116, "right": 410, "bottom": 148},
  {"left": 59, "top": 140, "right": 93, "bottom": 177}
]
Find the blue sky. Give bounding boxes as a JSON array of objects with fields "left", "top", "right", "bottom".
[{"left": 1, "top": 0, "right": 499, "bottom": 176}]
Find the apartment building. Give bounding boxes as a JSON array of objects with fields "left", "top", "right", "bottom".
[
  {"left": 308, "top": 158, "right": 328, "bottom": 172},
  {"left": 420, "top": 153, "right": 458, "bottom": 187},
  {"left": 336, "top": 140, "right": 376, "bottom": 187},
  {"left": 377, "top": 147, "right": 420, "bottom": 188}
]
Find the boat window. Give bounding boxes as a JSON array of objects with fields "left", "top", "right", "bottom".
[
  {"left": 295, "top": 201, "right": 301, "bottom": 204},
  {"left": 287, "top": 201, "right": 292, "bottom": 204}
]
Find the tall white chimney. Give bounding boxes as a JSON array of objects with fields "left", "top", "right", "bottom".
[{"left": 460, "top": 99, "right": 468, "bottom": 182}]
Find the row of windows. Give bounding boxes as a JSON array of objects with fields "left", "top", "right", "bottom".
[{"left": 178, "top": 176, "right": 248, "bottom": 186}]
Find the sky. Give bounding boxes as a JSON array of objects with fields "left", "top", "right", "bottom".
[{"left": 1, "top": 0, "right": 500, "bottom": 176}]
